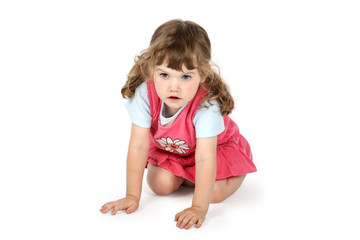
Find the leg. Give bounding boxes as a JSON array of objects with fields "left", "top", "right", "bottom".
[
  {"left": 182, "top": 179, "right": 195, "bottom": 188},
  {"left": 211, "top": 175, "right": 246, "bottom": 203},
  {"left": 147, "top": 163, "right": 184, "bottom": 195}
]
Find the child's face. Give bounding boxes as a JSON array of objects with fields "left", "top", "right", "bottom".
[{"left": 152, "top": 63, "right": 205, "bottom": 117}]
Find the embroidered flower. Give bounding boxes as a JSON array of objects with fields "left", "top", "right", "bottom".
[{"left": 156, "top": 137, "right": 189, "bottom": 154}]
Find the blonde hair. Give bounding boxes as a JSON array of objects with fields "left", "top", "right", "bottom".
[{"left": 121, "top": 19, "right": 234, "bottom": 115}]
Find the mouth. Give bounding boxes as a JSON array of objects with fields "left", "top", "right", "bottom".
[{"left": 168, "top": 96, "right": 181, "bottom": 101}]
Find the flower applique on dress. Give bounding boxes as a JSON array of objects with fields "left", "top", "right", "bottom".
[{"left": 156, "top": 137, "right": 190, "bottom": 154}]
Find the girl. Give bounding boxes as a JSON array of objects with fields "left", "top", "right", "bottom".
[{"left": 100, "top": 19, "right": 257, "bottom": 229}]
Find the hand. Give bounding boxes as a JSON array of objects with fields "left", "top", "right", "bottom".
[
  {"left": 100, "top": 195, "right": 139, "bottom": 215},
  {"left": 174, "top": 206, "right": 207, "bottom": 229}
]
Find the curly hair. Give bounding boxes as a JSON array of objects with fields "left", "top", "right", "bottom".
[{"left": 121, "top": 19, "right": 234, "bottom": 115}]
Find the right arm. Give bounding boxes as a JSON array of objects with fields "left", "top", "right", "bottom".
[
  {"left": 126, "top": 123, "right": 150, "bottom": 203},
  {"left": 100, "top": 123, "right": 150, "bottom": 215}
]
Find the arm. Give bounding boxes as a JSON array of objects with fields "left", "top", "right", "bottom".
[
  {"left": 126, "top": 123, "right": 150, "bottom": 201},
  {"left": 100, "top": 123, "right": 150, "bottom": 215},
  {"left": 175, "top": 136, "right": 217, "bottom": 229},
  {"left": 192, "top": 136, "right": 217, "bottom": 211}
]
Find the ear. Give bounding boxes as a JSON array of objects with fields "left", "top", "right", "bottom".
[
  {"left": 146, "top": 64, "right": 155, "bottom": 79},
  {"left": 146, "top": 76, "right": 154, "bottom": 82},
  {"left": 146, "top": 66, "right": 155, "bottom": 82},
  {"left": 200, "top": 75, "right": 207, "bottom": 83},
  {"left": 200, "top": 76, "right": 209, "bottom": 91}
]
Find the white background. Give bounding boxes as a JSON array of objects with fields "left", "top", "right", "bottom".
[{"left": 1, "top": 0, "right": 359, "bottom": 239}]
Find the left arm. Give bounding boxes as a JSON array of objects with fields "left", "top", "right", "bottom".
[{"left": 175, "top": 136, "right": 217, "bottom": 229}]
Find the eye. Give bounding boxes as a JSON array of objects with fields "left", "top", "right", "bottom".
[
  {"left": 182, "top": 75, "right": 191, "bottom": 80},
  {"left": 160, "top": 73, "right": 168, "bottom": 79}
]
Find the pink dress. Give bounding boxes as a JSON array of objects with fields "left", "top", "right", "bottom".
[{"left": 147, "top": 82, "right": 256, "bottom": 183}]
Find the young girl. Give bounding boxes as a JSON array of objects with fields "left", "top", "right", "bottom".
[{"left": 100, "top": 19, "right": 257, "bottom": 229}]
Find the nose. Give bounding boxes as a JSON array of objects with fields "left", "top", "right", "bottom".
[{"left": 169, "top": 77, "right": 179, "bottom": 92}]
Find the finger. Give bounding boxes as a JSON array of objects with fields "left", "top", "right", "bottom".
[
  {"left": 178, "top": 214, "right": 193, "bottom": 229},
  {"left": 126, "top": 203, "right": 138, "bottom": 214},
  {"left": 176, "top": 212, "right": 189, "bottom": 227},
  {"left": 195, "top": 218, "right": 204, "bottom": 228},
  {"left": 100, "top": 204, "right": 112, "bottom": 214},
  {"left": 101, "top": 203, "right": 109, "bottom": 208},
  {"left": 102, "top": 201, "right": 116, "bottom": 211},
  {"left": 174, "top": 211, "right": 183, "bottom": 221},
  {"left": 111, "top": 203, "right": 127, "bottom": 215},
  {"left": 184, "top": 217, "right": 197, "bottom": 230},
  {"left": 101, "top": 201, "right": 114, "bottom": 208},
  {"left": 111, "top": 207, "right": 120, "bottom": 215}
]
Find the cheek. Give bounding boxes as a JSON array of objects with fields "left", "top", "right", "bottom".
[
  {"left": 153, "top": 79, "right": 166, "bottom": 97},
  {"left": 184, "top": 82, "right": 200, "bottom": 97}
]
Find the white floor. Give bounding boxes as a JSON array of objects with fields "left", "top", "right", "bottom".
[
  {"left": 1, "top": 1, "right": 359, "bottom": 239},
  {"left": 2, "top": 145, "right": 358, "bottom": 239}
]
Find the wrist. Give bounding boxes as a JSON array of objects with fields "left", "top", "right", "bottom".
[
  {"left": 191, "top": 203, "right": 209, "bottom": 213},
  {"left": 126, "top": 193, "right": 140, "bottom": 202}
]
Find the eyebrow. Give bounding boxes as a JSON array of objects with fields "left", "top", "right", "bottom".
[
  {"left": 155, "top": 67, "right": 167, "bottom": 72},
  {"left": 183, "top": 71, "right": 196, "bottom": 75},
  {"left": 155, "top": 67, "right": 196, "bottom": 75}
]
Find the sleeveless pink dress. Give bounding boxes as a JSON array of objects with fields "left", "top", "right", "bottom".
[{"left": 147, "top": 82, "right": 256, "bottom": 183}]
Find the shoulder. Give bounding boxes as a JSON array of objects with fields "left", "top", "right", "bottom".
[
  {"left": 199, "top": 98, "right": 221, "bottom": 111},
  {"left": 193, "top": 99, "right": 225, "bottom": 138},
  {"left": 133, "top": 81, "right": 148, "bottom": 99},
  {"left": 126, "top": 82, "right": 149, "bottom": 106},
  {"left": 125, "top": 82, "right": 151, "bottom": 128}
]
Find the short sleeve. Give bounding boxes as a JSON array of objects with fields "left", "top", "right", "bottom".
[
  {"left": 193, "top": 99, "right": 225, "bottom": 138},
  {"left": 125, "top": 82, "right": 152, "bottom": 128}
]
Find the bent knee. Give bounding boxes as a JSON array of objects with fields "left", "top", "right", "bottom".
[
  {"left": 210, "top": 186, "right": 226, "bottom": 203},
  {"left": 149, "top": 182, "right": 174, "bottom": 195},
  {"left": 211, "top": 175, "right": 246, "bottom": 203},
  {"left": 147, "top": 173, "right": 182, "bottom": 196}
]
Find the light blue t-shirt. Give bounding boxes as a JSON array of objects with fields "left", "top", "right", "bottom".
[{"left": 125, "top": 82, "right": 225, "bottom": 138}]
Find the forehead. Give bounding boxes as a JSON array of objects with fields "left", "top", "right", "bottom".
[{"left": 155, "top": 63, "right": 198, "bottom": 74}]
